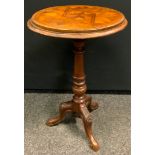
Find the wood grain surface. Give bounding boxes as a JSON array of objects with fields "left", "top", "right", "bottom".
[{"left": 27, "top": 5, "right": 128, "bottom": 39}]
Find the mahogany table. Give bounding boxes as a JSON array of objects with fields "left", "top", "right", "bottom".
[{"left": 27, "top": 5, "right": 128, "bottom": 152}]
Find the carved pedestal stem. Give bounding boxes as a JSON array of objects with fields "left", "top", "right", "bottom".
[
  {"left": 72, "top": 40, "right": 87, "bottom": 104},
  {"left": 46, "top": 39, "right": 99, "bottom": 151}
]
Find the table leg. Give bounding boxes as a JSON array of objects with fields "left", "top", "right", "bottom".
[
  {"left": 79, "top": 103, "right": 100, "bottom": 151},
  {"left": 85, "top": 95, "right": 99, "bottom": 112},
  {"left": 46, "top": 101, "right": 73, "bottom": 126}
]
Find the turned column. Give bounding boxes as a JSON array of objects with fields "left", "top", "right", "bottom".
[
  {"left": 72, "top": 40, "right": 98, "bottom": 111},
  {"left": 72, "top": 39, "right": 87, "bottom": 105}
]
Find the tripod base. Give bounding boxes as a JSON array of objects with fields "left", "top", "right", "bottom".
[{"left": 46, "top": 95, "right": 100, "bottom": 152}]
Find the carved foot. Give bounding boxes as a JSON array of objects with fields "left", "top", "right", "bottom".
[
  {"left": 80, "top": 104, "right": 100, "bottom": 152},
  {"left": 85, "top": 96, "right": 99, "bottom": 112},
  {"left": 46, "top": 101, "right": 73, "bottom": 126}
]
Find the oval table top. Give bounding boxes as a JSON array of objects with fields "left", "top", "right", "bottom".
[{"left": 27, "top": 5, "right": 128, "bottom": 39}]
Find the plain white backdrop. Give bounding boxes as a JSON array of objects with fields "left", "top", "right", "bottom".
[
  {"left": 131, "top": 0, "right": 155, "bottom": 155},
  {"left": 0, "top": 0, "right": 155, "bottom": 154}
]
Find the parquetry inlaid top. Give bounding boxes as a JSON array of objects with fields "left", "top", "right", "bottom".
[{"left": 27, "top": 5, "right": 128, "bottom": 39}]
